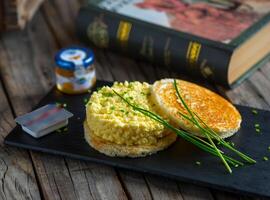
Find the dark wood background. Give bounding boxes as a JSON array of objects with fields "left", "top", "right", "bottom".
[{"left": 0, "top": 0, "right": 270, "bottom": 199}]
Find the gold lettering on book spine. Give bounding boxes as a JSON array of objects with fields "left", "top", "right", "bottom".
[
  {"left": 87, "top": 15, "right": 109, "bottom": 48},
  {"left": 117, "top": 21, "right": 132, "bottom": 48},
  {"left": 186, "top": 41, "right": 201, "bottom": 68},
  {"left": 140, "top": 36, "right": 154, "bottom": 61}
]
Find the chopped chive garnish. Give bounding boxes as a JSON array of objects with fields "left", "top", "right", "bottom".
[
  {"left": 196, "top": 161, "right": 201, "bottom": 166},
  {"left": 102, "top": 92, "right": 114, "bottom": 97},
  {"left": 120, "top": 109, "right": 125, "bottom": 112},
  {"left": 229, "top": 142, "right": 235, "bottom": 147},
  {"left": 263, "top": 156, "right": 268, "bottom": 161},
  {"left": 255, "top": 128, "right": 261, "bottom": 133},
  {"left": 254, "top": 123, "right": 260, "bottom": 128},
  {"left": 252, "top": 109, "right": 258, "bottom": 115},
  {"left": 110, "top": 106, "right": 115, "bottom": 110},
  {"left": 84, "top": 98, "right": 89, "bottom": 104}
]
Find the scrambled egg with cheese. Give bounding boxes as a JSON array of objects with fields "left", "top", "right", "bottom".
[{"left": 86, "top": 81, "right": 168, "bottom": 146}]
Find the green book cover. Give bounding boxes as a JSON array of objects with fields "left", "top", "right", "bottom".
[{"left": 78, "top": 0, "right": 270, "bottom": 87}]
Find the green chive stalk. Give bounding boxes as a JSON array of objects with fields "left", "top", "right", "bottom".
[
  {"left": 173, "top": 80, "right": 232, "bottom": 173},
  {"left": 113, "top": 89, "right": 243, "bottom": 170},
  {"left": 178, "top": 110, "right": 255, "bottom": 164},
  {"left": 193, "top": 113, "right": 256, "bottom": 164},
  {"left": 173, "top": 79, "right": 256, "bottom": 165}
]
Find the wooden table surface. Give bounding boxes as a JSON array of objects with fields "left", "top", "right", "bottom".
[{"left": 0, "top": 0, "right": 270, "bottom": 199}]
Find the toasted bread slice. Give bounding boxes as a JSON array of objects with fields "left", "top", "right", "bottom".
[
  {"left": 84, "top": 122, "right": 177, "bottom": 157},
  {"left": 151, "top": 79, "right": 241, "bottom": 138}
]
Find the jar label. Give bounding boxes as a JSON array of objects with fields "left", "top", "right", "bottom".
[
  {"left": 56, "top": 70, "right": 96, "bottom": 91},
  {"left": 74, "top": 66, "right": 87, "bottom": 79}
]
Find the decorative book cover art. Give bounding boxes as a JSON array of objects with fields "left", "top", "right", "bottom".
[{"left": 92, "top": 0, "right": 270, "bottom": 43}]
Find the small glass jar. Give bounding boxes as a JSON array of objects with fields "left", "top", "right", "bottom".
[{"left": 55, "top": 47, "right": 96, "bottom": 94}]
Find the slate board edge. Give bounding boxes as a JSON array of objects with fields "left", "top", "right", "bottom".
[{"left": 4, "top": 137, "right": 269, "bottom": 199}]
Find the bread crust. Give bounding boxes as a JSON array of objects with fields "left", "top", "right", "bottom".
[
  {"left": 151, "top": 79, "right": 242, "bottom": 138},
  {"left": 84, "top": 122, "right": 177, "bottom": 157}
]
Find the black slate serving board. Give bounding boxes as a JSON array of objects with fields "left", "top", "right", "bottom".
[{"left": 4, "top": 80, "right": 270, "bottom": 198}]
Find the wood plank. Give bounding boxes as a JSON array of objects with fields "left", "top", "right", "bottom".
[
  {"left": 118, "top": 170, "right": 152, "bottom": 200},
  {"left": 222, "top": 72, "right": 270, "bottom": 109},
  {"left": 145, "top": 175, "right": 183, "bottom": 200},
  {"left": 2, "top": 0, "right": 44, "bottom": 30},
  {"left": 0, "top": 78, "right": 41, "bottom": 198},
  {"left": 260, "top": 62, "right": 270, "bottom": 82},
  {"left": 0, "top": 10, "right": 127, "bottom": 200},
  {"left": 66, "top": 160, "right": 127, "bottom": 200},
  {"left": 178, "top": 183, "right": 214, "bottom": 200},
  {"left": 94, "top": 50, "right": 115, "bottom": 81},
  {"left": 17, "top": 0, "right": 44, "bottom": 29},
  {"left": 0, "top": 0, "right": 4, "bottom": 31},
  {"left": 41, "top": 0, "right": 81, "bottom": 46}
]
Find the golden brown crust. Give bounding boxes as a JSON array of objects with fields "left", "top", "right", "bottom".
[
  {"left": 84, "top": 122, "right": 177, "bottom": 157},
  {"left": 151, "top": 79, "right": 242, "bottom": 138}
]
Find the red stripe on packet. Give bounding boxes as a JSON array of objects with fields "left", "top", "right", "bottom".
[{"left": 25, "top": 107, "right": 61, "bottom": 126}]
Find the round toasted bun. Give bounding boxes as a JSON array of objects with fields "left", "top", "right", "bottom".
[
  {"left": 151, "top": 79, "right": 242, "bottom": 138},
  {"left": 84, "top": 121, "right": 177, "bottom": 157}
]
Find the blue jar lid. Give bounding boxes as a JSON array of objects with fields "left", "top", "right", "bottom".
[{"left": 55, "top": 46, "right": 94, "bottom": 70}]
